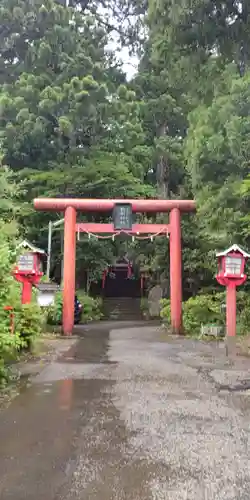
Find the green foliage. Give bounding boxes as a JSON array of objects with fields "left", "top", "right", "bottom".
[
  {"left": 0, "top": 166, "right": 45, "bottom": 383},
  {"left": 186, "top": 72, "right": 250, "bottom": 190},
  {"left": 161, "top": 291, "right": 250, "bottom": 337},
  {"left": 77, "top": 293, "right": 103, "bottom": 322},
  {"left": 0, "top": 218, "right": 22, "bottom": 383},
  {"left": 182, "top": 294, "right": 224, "bottom": 335},
  {"left": 0, "top": 322, "right": 23, "bottom": 385},
  {"left": 161, "top": 294, "right": 224, "bottom": 334},
  {"left": 47, "top": 292, "right": 63, "bottom": 325},
  {"left": 0, "top": 0, "right": 155, "bottom": 273},
  {"left": 47, "top": 291, "right": 103, "bottom": 325},
  {"left": 183, "top": 70, "right": 250, "bottom": 252},
  {"left": 16, "top": 303, "right": 45, "bottom": 350},
  {"left": 160, "top": 298, "right": 171, "bottom": 325},
  {"left": 2, "top": 0, "right": 250, "bottom": 334},
  {"left": 234, "top": 291, "right": 250, "bottom": 336},
  {"left": 149, "top": 0, "right": 250, "bottom": 69}
]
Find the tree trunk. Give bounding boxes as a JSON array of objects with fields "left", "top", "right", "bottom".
[
  {"left": 156, "top": 122, "right": 169, "bottom": 198},
  {"left": 86, "top": 271, "right": 90, "bottom": 294}
]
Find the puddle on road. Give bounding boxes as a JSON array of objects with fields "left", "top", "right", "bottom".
[
  {"left": 1, "top": 327, "right": 117, "bottom": 411},
  {"left": 0, "top": 321, "right": 157, "bottom": 499},
  {"left": 58, "top": 328, "right": 117, "bottom": 365},
  {"left": 0, "top": 324, "right": 161, "bottom": 499},
  {"left": 0, "top": 375, "right": 125, "bottom": 500},
  {"left": 2, "top": 324, "right": 250, "bottom": 499}
]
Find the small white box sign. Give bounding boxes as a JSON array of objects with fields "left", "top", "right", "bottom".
[{"left": 37, "top": 292, "right": 55, "bottom": 307}]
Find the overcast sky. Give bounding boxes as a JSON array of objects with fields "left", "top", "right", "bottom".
[
  {"left": 98, "top": 2, "right": 140, "bottom": 80},
  {"left": 110, "top": 44, "right": 139, "bottom": 80},
  {"left": 63, "top": 0, "right": 139, "bottom": 79}
]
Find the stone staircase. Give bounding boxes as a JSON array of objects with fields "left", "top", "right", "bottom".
[{"left": 103, "top": 297, "right": 142, "bottom": 321}]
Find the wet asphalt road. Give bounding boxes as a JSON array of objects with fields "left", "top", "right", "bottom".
[{"left": 1, "top": 322, "right": 250, "bottom": 499}]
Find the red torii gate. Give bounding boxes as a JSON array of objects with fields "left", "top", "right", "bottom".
[{"left": 34, "top": 198, "right": 196, "bottom": 335}]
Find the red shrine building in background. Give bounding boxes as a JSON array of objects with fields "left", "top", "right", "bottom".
[{"left": 34, "top": 198, "right": 196, "bottom": 335}]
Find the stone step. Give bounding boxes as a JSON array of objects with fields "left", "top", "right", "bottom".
[{"left": 103, "top": 297, "right": 142, "bottom": 320}]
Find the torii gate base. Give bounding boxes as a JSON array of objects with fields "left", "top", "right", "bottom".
[{"left": 34, "top": 198, "right": 196, "bottom": 335}]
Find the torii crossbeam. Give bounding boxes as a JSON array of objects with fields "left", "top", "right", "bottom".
[{"left": 76, "top": 222, "right": 170, "bottom": 235}]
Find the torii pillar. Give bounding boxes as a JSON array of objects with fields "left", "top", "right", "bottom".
[
  {"left": 169, "top": 207, "right": 182, "bottom": 332},
  {"left": 63, "top": 206, "right": 76, "bottom": 335},
  {"left": 34, "top": 198, "right": 196, "bottom": 335}
]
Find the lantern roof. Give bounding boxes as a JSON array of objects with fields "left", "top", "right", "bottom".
[
  {"left": 216, "top": 244, "right": 250, "bottom": 258},
  {"left": 111, "top": 255, "right": 131, "bottom": 268},
  {"left": 17, "top": 239, "right": 46, "bottom": 255}
]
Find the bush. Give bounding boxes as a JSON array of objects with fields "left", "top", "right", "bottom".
[
  {"left": 0, "top": 169, "right": 46, "bottom": 383},
  {"left": 161, "top": 291, "right": 250, "bottom": 336},
  {"left": 47, "top": 292, "right": 103, "bottom": 325},
  {"left": 47, "top": 292, "right": 63, "bottom": 325},
  {"left": 79, "top": 293, "right": 103, "bottom": 322},
  {"left": 235, "top": 291, "right": 250, "bottom": 335},
  {"left": 160, "top": 298, "right": 171, "bottom": 325},
  {"left": 15, "top": 303, "right": 45, "bottom": 350},
  {"left": 0, "top": 223, "right": 23, "bottom": 382},
  {"left": 0, "top": 320, "right": 23, "bottom": 385},
  {"left": 160, "top": 294, "right": 224, "bottom": 335},
  {"left": 0, "top": 227, "right": 46, "bottom": 381},
  {"left": 182, "top": 294, "right": 224, "bottom": 334}
]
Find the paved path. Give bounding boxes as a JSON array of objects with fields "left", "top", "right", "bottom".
[{"left": 1, "top": 323, "right": 250, "bottom": 499}]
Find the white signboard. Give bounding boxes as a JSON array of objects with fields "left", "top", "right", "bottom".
[
  {"left": 18, "top": 253, "right": 34, "bottom": 272},
  {"left": 37, "top": 292, "right": 55, "bottom": 307}
]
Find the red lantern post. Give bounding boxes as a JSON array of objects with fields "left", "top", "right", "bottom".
[
  {"left": 216, "top": 245, "right": 250, "bottom": 337},
  {"left": 13, "top": 250, "right": 44, "bottom": 304}
]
